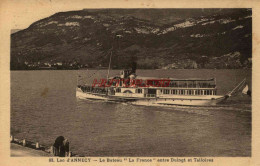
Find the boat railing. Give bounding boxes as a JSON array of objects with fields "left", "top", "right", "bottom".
[
  {"left": 79, "top": 85, "right": 107, "bottom": 94},
  {"left": 132, "top": 84, "right": 216, "bottom": 88},
  {"left": 123, "top": 93, "right": 133, "bottom": 97},
  {"left": 170, "top": 84, "right": 216, "bottom": 88},
  {"left": 145, "top": 94, "right": 156, "bottom": 98}
]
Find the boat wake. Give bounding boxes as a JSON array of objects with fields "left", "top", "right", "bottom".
[{"left": 77, "top": 96, "right": 251, "bottom": 115}]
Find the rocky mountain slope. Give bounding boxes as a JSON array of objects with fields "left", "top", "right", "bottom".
[{"left": 11, "top": 9, "right": 252, "bottom": 70}]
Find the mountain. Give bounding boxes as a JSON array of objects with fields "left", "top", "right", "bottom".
[{"left": 11, "top": 9, "right": 252, "bottom": 70}]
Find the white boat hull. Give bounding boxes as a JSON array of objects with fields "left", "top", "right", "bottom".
[
  {"left": 76, "top": 88, "right": 108, "bottom": 100},
  {"left": 131, "top": 97, "right": 224, "bottom": 106},
  {"left": 76, "top": 88, "right": 226, "bottom": 106}
]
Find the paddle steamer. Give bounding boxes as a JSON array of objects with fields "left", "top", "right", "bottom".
[
  {"left": 76, "top": 66, "right": 247, "bottom": 106},
  {"left": 76, "top": 37, "right": 247, "bottom": 106}
]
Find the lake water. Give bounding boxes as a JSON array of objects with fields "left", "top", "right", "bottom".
[{"left": 11, "top": 69, "right": 251, "bottom": 156}]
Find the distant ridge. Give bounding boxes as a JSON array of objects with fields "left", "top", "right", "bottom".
[{"left": 11, "top": 9, "right": 252, "bottom": 70}]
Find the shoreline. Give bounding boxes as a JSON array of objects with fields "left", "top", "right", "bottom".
[
  {"left": 10, "top": 136, "right": 76, "bottom": 157},
  {"left": 10, "top": 136, "right": 53, "bottom": 157},
  {"left": 11, "top": 143, "right": 53, "bottom": 157}
]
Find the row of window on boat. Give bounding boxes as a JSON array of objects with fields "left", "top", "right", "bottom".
[
  {"left": 80, "top": 86, "right": 107, "bottom": 94},
  {"left": 116, "top": 88, "right": 217, "bottom": 95},
  {"left": 79, "top": 86, "right": 217, "bottom": 95},
  {"left": 148, "top": 81, "right": 216, "bottom": 88},
  {"left": 160, "top": 89, "right": 217, "bottom": 95},
  {"left": 111, "top": 81, "right": 215, "bottom": 88}
]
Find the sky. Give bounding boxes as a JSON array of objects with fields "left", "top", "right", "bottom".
[
  {"left": 1, "top": 0, "right": 254, "bottom": 29},
  {"left": 6, "top": 0, "right": 91, "bottom": 29},
  {"left": 3, "top": 0, "right": 161, "bottom": 29}
]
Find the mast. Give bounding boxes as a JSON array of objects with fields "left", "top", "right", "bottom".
[
  {"left": 106, "top": 48, "right": 113, "bottom": 82},
  {"left": 106, "top": 34, "right": 121, "bottom": 89}
]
